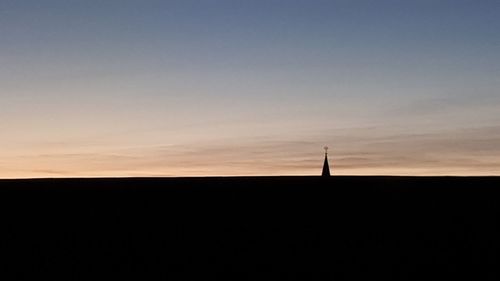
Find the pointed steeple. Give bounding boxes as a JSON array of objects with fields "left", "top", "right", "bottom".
[{"left": 322, "top": 146, "right": 331, "bottom": 177}]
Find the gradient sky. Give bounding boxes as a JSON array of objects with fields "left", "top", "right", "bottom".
[{"left": 1, "top": 0, "right": 499, "bottom": 178}]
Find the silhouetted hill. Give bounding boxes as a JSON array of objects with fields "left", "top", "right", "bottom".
[{"left": 0, "top": 176, "right": 498, "bottom": 280}]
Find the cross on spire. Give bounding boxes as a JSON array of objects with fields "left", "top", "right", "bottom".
[{"left": 322, "top": 146, "right": 331, "bottom": 177}]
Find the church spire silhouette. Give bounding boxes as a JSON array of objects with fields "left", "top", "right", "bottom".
[{"left": 322, "top": 146, "right": 331, "bottom": 177}]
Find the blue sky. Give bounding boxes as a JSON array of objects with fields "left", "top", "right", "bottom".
[{"left": 1, "top": 0, "right": 499, "bottom": 177}]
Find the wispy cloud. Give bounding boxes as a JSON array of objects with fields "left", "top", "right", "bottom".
[{"left": 2, "top": 125, "right": 499, "bottom": 178}]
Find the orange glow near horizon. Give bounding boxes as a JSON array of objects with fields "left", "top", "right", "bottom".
[{"left": 1, "top": 125, "right": 499, "bottom": 178}]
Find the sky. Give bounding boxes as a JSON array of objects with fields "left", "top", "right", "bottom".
[{"left": 1, "top": 0, "right": 499, "bottom": 178}]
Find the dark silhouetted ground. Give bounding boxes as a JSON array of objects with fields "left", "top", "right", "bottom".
[{"left": 0, "top": 176, "right": 498, "bottom": 280}]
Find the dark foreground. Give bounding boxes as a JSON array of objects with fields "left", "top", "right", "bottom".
[{"left": 0, "top": 176, "right": 499, "bottom": 280}]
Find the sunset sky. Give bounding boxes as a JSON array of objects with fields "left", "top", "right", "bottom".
[{"left": 1, "top": 0, "right": 499, "bottom": 178}]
